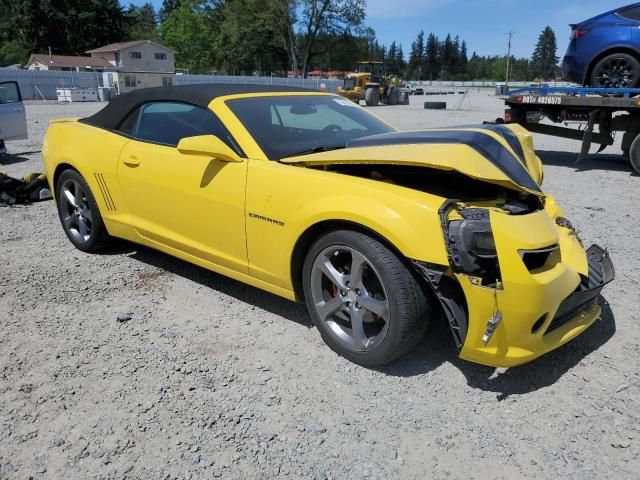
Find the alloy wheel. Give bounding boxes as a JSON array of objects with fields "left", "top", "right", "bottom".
[
  {"left": 60, "top": 178, "right": 93, "bottom": 244},
  {"left": 310, "top": 245, "right": 391, "bottom": 352},
  {"left": 594, "top": 57, "right": 636, "bottom": 88}
]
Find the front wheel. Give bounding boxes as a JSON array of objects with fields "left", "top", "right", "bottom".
[
  {"left": 590, "top": 53, "right": 640, "bottom": 89},
  {"left": 302, "top": 230, "right": 431, "bottom": 367},
  {"left": 55, "top": 169, "right": 112, "bottom": 252},
  {"left": 364, "top": 87, "right": 380, "bottom": 106}
]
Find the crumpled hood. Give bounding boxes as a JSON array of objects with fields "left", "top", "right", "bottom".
[{"left": 281, "top": 125, "right": 544, "bottom": 196}]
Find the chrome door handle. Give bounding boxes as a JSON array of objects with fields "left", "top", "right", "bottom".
[
  {"left": 13, "top": 108, "right": 24, "bottom": 112},
  {"left": 124, "top": 156, "right": 140, "bottom": 166}
]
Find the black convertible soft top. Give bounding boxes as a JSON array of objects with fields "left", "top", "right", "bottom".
[{"left": 79, "top": 84, "right": 314, "bottom": 131}]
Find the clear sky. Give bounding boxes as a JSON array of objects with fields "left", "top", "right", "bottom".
[{"left": 128, "top": 0, "right": 628, "bottom": 59}]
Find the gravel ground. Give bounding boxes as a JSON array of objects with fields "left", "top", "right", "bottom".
[{"left": 1, "top": 92, "right": 638, "bottom": 480}]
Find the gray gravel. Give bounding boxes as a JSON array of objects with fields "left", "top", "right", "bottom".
[{"left": 1, "top": 93, "right": 639, "bottom": 479}]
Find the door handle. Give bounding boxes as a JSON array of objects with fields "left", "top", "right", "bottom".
[
  {"left": 124, "top": 156, "right": 140, "bottom": 166},
  {"left": 13, "top": 108, "right": 24, "bottom": 112}
]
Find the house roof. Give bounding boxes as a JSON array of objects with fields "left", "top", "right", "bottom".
[
  {"left": 86, "top": 40, "right": 176, "bottom": 54},
  {"left": 28, "top": 54, "right": 114, "bottom": 68}
]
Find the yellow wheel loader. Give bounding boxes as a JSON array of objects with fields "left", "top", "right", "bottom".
[{"left": 337, "top": 61, "right": 409, "bottom": 106}]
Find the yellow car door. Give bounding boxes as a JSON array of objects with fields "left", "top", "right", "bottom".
[{"left": 116, "top": 101, "right": 248, "bottom": 273}]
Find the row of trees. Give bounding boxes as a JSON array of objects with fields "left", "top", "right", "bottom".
[
  {"left": 0, "top": 0, "right": 560, "bottom": 81},
  {"left": 0, "top": 0, "right": 371, "bottom": 75},
  {"left": 369, "top": 28, "right": 559, "bottom": 82}
]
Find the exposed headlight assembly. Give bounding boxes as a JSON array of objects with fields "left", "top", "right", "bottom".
[{"left": 440, "top": 203, "right": 501, "bottom": 285}]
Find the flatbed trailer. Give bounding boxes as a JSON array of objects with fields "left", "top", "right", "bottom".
[{"left": 501, "top": 86, "right": 640, "bottom": 174}]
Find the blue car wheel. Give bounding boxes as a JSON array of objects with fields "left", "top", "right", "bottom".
[{"left": 590, "top": 53, "right": 640, "bottom": 88}]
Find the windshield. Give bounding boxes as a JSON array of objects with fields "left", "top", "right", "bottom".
[{"left": 226, "top": 95, "right": 395, "bottom": 159}]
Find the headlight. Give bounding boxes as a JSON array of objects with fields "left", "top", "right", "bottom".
[{"left": 445, "top": 208, "right": 501, "bottom": 284}]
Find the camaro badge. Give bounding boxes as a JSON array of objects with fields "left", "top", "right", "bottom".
[{"left": 248, "top": 212, "right": 285, "bottom": 227}]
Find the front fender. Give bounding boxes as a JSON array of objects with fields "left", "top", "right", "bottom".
[{"left": 245, "top": 160, "right": 450, "bottom": 291}]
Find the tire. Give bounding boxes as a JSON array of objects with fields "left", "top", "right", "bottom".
[
  {"left": 622, "top": 131, "right": 636, "bottom": 158},
  {"left": 424, "top": 101, "right": 446, "bottom": 110},
  {"left": 629, "top": 133, "right": 640, "bottom": 175},
  {"left": 386, "top": 87, "right": 400, "bottom": 106},
  {"left": 55, "top": 169, "right": 112, "bottom": 252},
  {"left": 302, "top": 230, "right": 430, "bottom": 367},
  {"left": 590, "top": 53, "right": 640, "bottom": 89},
  {"left": 364, "top": 87, "right": 380, "bottom": 106}
]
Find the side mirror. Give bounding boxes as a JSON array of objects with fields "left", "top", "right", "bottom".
[{"left": 177, "top": 135, "right": 242, "bottom": 163}]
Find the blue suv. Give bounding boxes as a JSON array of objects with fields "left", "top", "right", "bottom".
[{"left": 563, "top": 3, "right": 640, "bottom": 88}]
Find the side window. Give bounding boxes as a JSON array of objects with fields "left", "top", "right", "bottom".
[
  {"left": 117, "top": 106, "right": 141, "bottom": 136},
  {"left": 131, "top": 101, "right": 239, "bottom": 151},
  {"left": 0, "top": 82, "right": 21, "bottom": 104},
  {"left": 618, "top": 6, "right": 640, "bottom": 21}
]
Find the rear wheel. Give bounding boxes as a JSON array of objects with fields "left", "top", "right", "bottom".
[
  {"left": 590, "top": 53, "right": 640, "bottom": 89},
  {"left": 386, "top": 87, "right": 400, "bottom": 105},
  {"left": 302, "top": 230, "right": 430, "bottom": 367},
  {"left": 364, "top": 87, "right": 380, "bottom": 106},
  {"left": 55, "top": 169, "right": 111, "bottom": 252}
]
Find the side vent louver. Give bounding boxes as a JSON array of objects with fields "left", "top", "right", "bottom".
[{"left": 94, "top": 173, "right": 116, "bottom": 211}]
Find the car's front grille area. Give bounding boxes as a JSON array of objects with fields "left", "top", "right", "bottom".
[{"left": 520, "top": 244, "right": 560, "bottom": 271}]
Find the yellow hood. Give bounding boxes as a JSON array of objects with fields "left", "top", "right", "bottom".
[{"left": 281, "top": 126, "right": 544, "bottom": 196}]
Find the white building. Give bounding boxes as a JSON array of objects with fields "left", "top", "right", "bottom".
[
  {"left": 86, "top": 40, "right": 175, "bottom": 74},
  {"left": 86, "top": 40, "right": 177, "bottom": 94}
]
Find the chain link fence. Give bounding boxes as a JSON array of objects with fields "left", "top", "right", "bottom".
[
  {"left": 0, "top": 70, "right": 102, "bottom": 100},
  {"left": 0, "top": 69, "right": 573, "bottom": 100},
  {"left": 0, "top": 70, "right": 344, "bottom": 100}
]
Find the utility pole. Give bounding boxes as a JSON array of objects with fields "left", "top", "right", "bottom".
[{"left": 505, "top": 31, "right": 515, "bottom": 92}]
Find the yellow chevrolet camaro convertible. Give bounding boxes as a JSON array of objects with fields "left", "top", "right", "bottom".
[{"left": 42, "top": 84, "right": 614, "bottom": 367}]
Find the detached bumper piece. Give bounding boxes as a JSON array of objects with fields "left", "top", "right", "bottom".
[{"left": 546, "top": 244, "right": 615, "bottom": 334}]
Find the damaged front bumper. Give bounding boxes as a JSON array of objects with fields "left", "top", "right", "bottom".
[{"left": 413, "top": 207, "right": 615, "bottom": 368}]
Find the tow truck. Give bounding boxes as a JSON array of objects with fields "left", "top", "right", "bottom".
[{"left": 500, "top": 86, "right": 640, "bottom": 175}]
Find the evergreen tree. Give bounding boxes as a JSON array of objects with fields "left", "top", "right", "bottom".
[
  {"left": 395, "top": 43, "right": 405, "bottom": 72},
  {"left": 460, "top": 40, "right": 468, "bottom": 66},
  {"left": 396, "top": 44, "right": 407, "bottom": 74},
  {"left": 424, "top": 33, "right": 439, "bottom": 81},
  {"left": 125, "top": 2, "right": 160, "bottom": 41},
  {"left": 160, "top": 0, "right": 181, "bottom": 22},
  {"left": 387, "top": 41, "right": 397, "bottom": 72},
  {"left": 218, "top": 0, "right": 289, "bottom": 74},
  {"left": 408, "top": 30, "right": 424, "bottom": 79},
  {"left": 530, "top": 26, "right": 558, "bottom": 79},
  {"left": 439, "top": 33, "right": 455, "bottom": 78}
]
